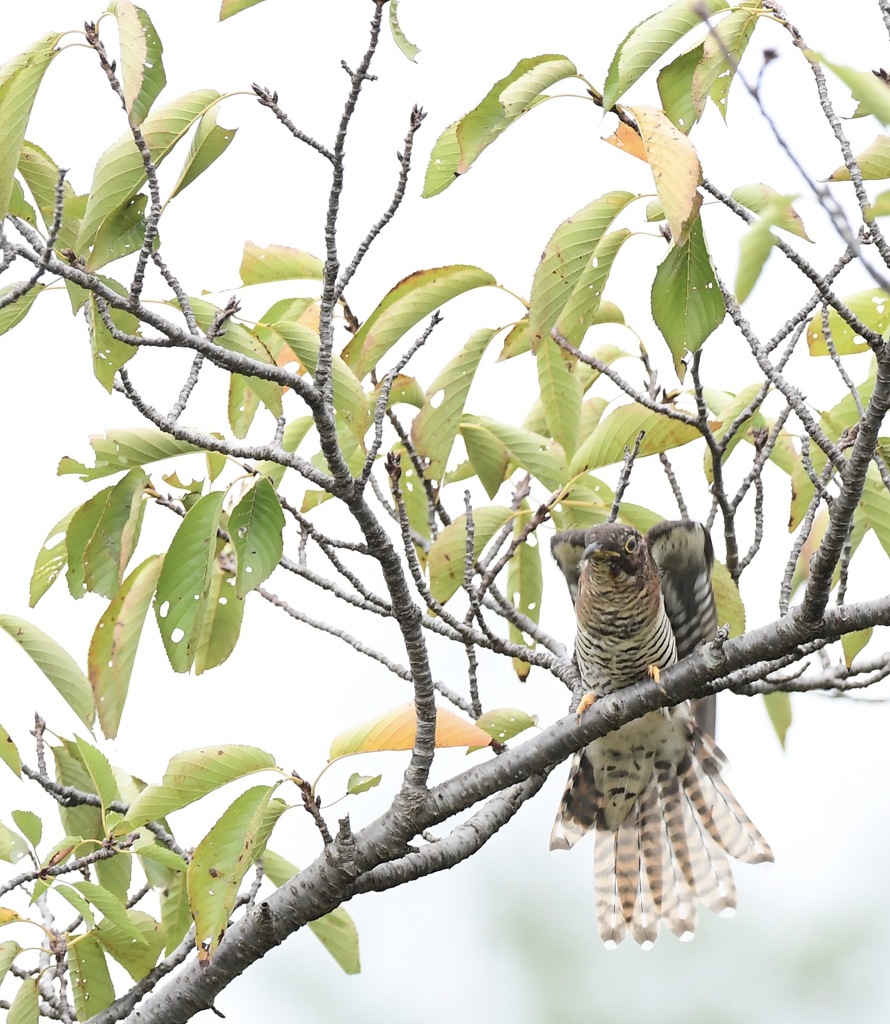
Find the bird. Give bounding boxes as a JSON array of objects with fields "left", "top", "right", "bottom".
[{"left": 549, "top": 520, "right": 772, "bottom": 947}]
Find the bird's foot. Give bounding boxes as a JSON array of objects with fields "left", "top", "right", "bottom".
[
  {"left": 647, "top": 664, "right": 668, "bottom": 695},
  {"left": 576, "top": 691, "right": 597, "bottom": 720}
]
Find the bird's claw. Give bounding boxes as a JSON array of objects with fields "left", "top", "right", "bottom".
[
  {"left": 647, "top": 664, "right": 668, "bottom": 695},
  {"left": 576, "top": 691, "right": 597, "bottom": 720}
]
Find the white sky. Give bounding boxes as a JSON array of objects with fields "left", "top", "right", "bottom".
[{"left": 2, "top": 2, "right": 890, "bottom": 1022}]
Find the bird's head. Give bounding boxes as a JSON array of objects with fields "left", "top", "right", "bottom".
[{"left": 581, "top": 524, "right": 653, "bottom": 581}]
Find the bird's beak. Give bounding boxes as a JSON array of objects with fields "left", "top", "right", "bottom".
[{"left": 582, "top": 541, "right": 619, "bottom": 562}]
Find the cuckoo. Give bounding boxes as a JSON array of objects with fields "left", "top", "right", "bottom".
[{"left": 549, "top": 520, "right": 772, "bottom": 947}]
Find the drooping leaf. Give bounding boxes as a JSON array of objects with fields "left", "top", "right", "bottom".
[
  {"left": 388, "top": 0, "right": 419, "bottom": 61},
  {"left": 68, "top": 934, "right": 115, "bottom": 1019},
  {"left": 554, "top": 228, "right": 633, "bottom": 349},
  {"left": 88, "top": 554, "right": 163, "bottom": 739},
  {"left": 191, "top": 557, "right": 244, "bottom": 675},
  {"left": 692, "top": 5, "right": 760, "bottom": 120},
  {"left": 340, "top": 265, "right": 496, "bottom": 380},
  {"left": 59, "top": 427, "right": 206, "bottom": 481},
  {"left": 703, "top": 383, "right": 764, "bottom": 483},
  {"left": 239, "top": 241, "right": 324, "bottom": 285},
  {"left": 346, "top": 772, "right": 382, "bottom": 795},
  {"left": 711, "top": 559, "right": 745, "bottom": 638},
  {"left": 6, "top": 977, "right": 38, "bottom": 1024},
  {"left": 119, "top": 745, "right": 277, "bottom": 828},
  {"left": 95, "top": 908, "right": 165, "bottom": 981},
  {"left": 85, "top": 284, "right": 139, "bottom": 391},
  {"left": 459, "top": 416, "right": 567, "bottom": 491},
  {"left": 569, "top": 403, "right": 701, "bottom": 476},
  {"left": 842, "top": 627, "right": 872, "bottom": 668},
  {"left": 657, "top": 43, "right": 705, "bottom": 133},
  {"left": 826, "top": 133, "right": 890, "bottom": 180},
  {"left": 329, "top": 702, "right": 493, "bottom": 759},
  {"left": 460, "top": 419, "right": 509, "bottom": 498},
  {"left": 0, "top": 617, "right": 94, "bottom": 727},
  {"left": 0, "top": 940, "right": 23, "bottom": 987},
  {"left": 505, "top": 509, "right": 542, "bottom": 680},
  {"left": 806, "top": 289, "right": 890, "bottom": 355},
  {"left": 651, "top": 216, "right": 724, "bottom": 375},
  {"left": 168, "top": 105, "right": 236, "bottom": 200},
  {"left": 0, "top": 33, "right": 62, "bottom": 221},
  {"left": 29, "top": 510, "right": 74, "bottom": 608},
  {"left": 535, "top": 335, "right": 582, "bottom": 458},
  {"left": 602, "top": 0, "right": 729, "bottom": 109},
  {"left": 731, "top": 184, "right": 811, "bottom": 241},
  {"left": 74, "top": 881, "right": 147, "bottom": 945},
  {"left": 763, "top": 691, "right": 792, "bottom": 749},
  {"left": 817, "top": 54, "right": 890, "bottom": 125},
  {"left": 0, "top": 725, "right": 21, "bottom": 777},
  {"left": 74, "top": 737, "right": 119, "bottom": 814},
  {"left": 427, "top": 505, "right": 514, "bottom": 603},
  {"left": 219, "top": 0, "right": 267, "bottom": 20},
  {"left": 189, "top": 785, "right": 286, "bottom": 960},
  {"left": 17, "top": 141, "right": 85, "bottom": 253},
  {"left": 422, "top": 55, "right": 577, "bottom": 196},
  {"left": 529, "top": 192, "right": 635, "bottom": 349},
  {"left": 229, "top": 478, "right": 284, "bottom": 597},
  {"left": 10, "top": 811, "right": 40, "bottom": 848},
  {"left": 411, "top": 327, "right": 498, "bottom": 480},
  {"left": 0, "top": 282, "right": 45, "bottom": 337},
  {"left": 107, "top": 1, "right": 166, "bottom": 126},
  {"left": 632, "top": 105, "right": 702, "bottom": 246},
  {"left": 0, "top": 822, "right": 28, "bottom": 864},
  {"left": 87, "top": 195, "right": 152, "bottom": 272},
  {"left": 391, "top": 443, "right": 431, "bottom": 545}
]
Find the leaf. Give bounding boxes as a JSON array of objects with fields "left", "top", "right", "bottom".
[
  {"left": 75, "top": 881, "right": 147, "bottom": 945},
  {"left": 0, "top": 940, "right": 23, "bottom": 987},
  {"left": 711, "top": 560, "right": 745, "bottom": 638},
  {"left": 505, "top": 503, "right": 543, "bottom": 680},
  {"left": 391, "top": 443, "right": 431, "bottom": 544},
  {"left": 806, "top": 289, "right": 890, "bottom": 355},
  {"left": 763, "top": 691, "right": 791, "bottom": 749},
  {"left": 219, "top": 0, "right": 266, "bottom": 20},
  {"left": 77, "top": 89, "right": 222, "bottom": 251},
  {"left": 459, "top": 416, "right": 567, "bottom": 491},
  {"left": 119, "top": 745, "right": 277, "bottom": 828},
  {"left": 529, "top": 192, "right": 635, "bottom": 349},
  {"left": 108, "top": 1, "right": 166, "bottom": 126},
  {"left": 657, "top": 43, "right": 705, "bottom": 133},
  {"left": 154, "top": 491, "right": 224, "bottom": 672},
  {"left": 191, "top": 558, "right": 244, "bottom": 675},
  {"left": 17, "top": 141, "right": 85, "bottom": 253},
  {"left": 827, "top": 134, "right": 890, "bottom": 181},
  {"left": 29, "top": 510, "right": 74, "bottom": 608},
  {"left": 0, "top": 617, "right": 94, "bottom": 727},
  {"left": 0, "top": 34, "right": 61, "bottom": 221},
  {"left": 0, "top": 822, "right": 28, "bottom": 864},
  {"left": 329, "top": 702, "right": 492, "bottom": 759},
  {"left": 427, "top": 504, "right": 514, "bottom": 603},
  {"left": 229, "top": 478, "right": 284, "bottom": 597},
  {"left": 651, "top": 216, "right": 724, "bottom": 375},
  {"left": 388, "top": 0, "right": 419, "bottom": 61},
  {"left": 411, "top": 327, "right": 498, "bottom": 480},
  {"left": 7, "top": 977, "right": 38, "bottom": 1024},
  {"left": 74, "top": 738, "right": 119, "bottom": 813},
  {"left": 88, "top": 195, "right": 152, "bottom": 271},
  {"left": 733, "top": 183, "right": 813, "bottom": 239},
  {"left": 475, "top": 707, "right": 538, "bottom": 744},
  {"left": 159, "top": 868, "right": 191, "bottom": 954},
  {"left": 8, "top": 178, "right": 37, "bottom": 225},
  {"left": 602, "top": 121, "right": 649, "bottom": 160},
  {"left": 602, "top": 0, "right": 728, "bottom": 109},
  {"left": 346, "top": 773, "right": 382, "bottom": 795},
  {"left": 340, "top": 266, "right": 496, "bottom": 380},
  {"left": 59, "top": 427, "right": 206, "bottom": 481},
  {"left": 95, "top": 909, "right": 165, "bottom": 981},
  {"left": 693, "top": 5, "right": 760, "bottom": 121},
  {"left": 10, "top": 811, "right": 40, "bottom": 848},
  {"left": 842, "top": 627, "right": 872, "bottom": 668},
  {"left": 68, "top": 934, "right": 115, "bottom": 1019},
  {"left": 239, "top": 241, "right": 324, "bottom": 285},
  {"left": 422, "top": 55, "right": 577, "bottom": 196},
  {"left": 554, "top": 228, "right": 633, "bottom": 348},
  {"left": 632, "top": 105, "right": 702, "bottom": 246},
  {"left": 703, "top": 383, "right": 764, "bottom": 483},
  {"left": 569, "top": 403, "right": 700, "bottom": 476},
  {"left": 817, "top": 54, "right": 890, "bottom": 125},
  {"left": 168, "top": 106, "right": 236, "bottom": 200},
  {"left": 0, "top": 282, "right": 45, "bottom": 337},
  {"left": 0, "top": 725, "right": 21, "bottom": 778},
  {"left": 460, "top": 419, "right": 509, "bottom": 498},
  {"left": 66, "top": 468, "right": 147, "bottom": 600},
  {"left": 189, "top": 785, "right": 286, "bottom": 960},
  {"left": 535, "top": 336, "right": 582, "bottom": 458}
]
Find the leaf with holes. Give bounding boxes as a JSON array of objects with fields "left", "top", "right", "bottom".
[
  {"left": 657, "top": 44, "right": 705, "bottom": 133},
  {"left": 95, "top": 909, "right": 165, "bottom": 981},
  {"left": 505, "top": 507, "right": 542, "bottom": 680},
  {"left": 0, "top": 725, "right": 21, "bottom": 778},
  {"left": 346, "top": 773, "right": 382, "bottom": 795},
  {"left": 229, "top": 478, "right": 284, "bottom": 597},
  {"left": 475, "top": 707, "right": 538, "bottom": 746},
  {"left": 88, "top": 554, "right": 163, "bottom": 739},
  {"left": 168, "top": 106, "right": 236, "bottom": 200},
  {"left": 85, "top": 284, "right": 139, "bottom": 390},
  {"left": 411, "top": 327, "right": 498, "bottom": 480},
  {"left": 59, "top": 428, "right": 206, "bottom": 481},
  {"left": 18, "top": 141, "right": 85, "bottom": 253},
  {"left": 191, "top": 559, "right": 244, "bottom": 675},
  {"left": 341, "top": 265, "right": 495, "bottom": 379},
  {"left": 427, "top": 505, "right": 514, "bottom": 603},
  {"left": 806, "top": 289, "right": 890, "bottom": 355},
  {"left": 29, "top": 510, "right": 74, "bottom": 607},
  {"left": 692, "top": 5, "right": 760, "bottom": 121},
  {"left": 154, "top": 491, "right": 225, "bottom": 672},
  {"left": 108, "top": 1, "right": 166, "bottom": 126},
  {"left": 189, "top": 785, "right": 286, "bottom": 960},
  {"left": 329, "top": 702, "right": 492, "bottom": 759},
  {"left": 68, "top": 934, "right": 115, "bottom": 1019},
  {"left": 0, "top": 617, "right": 94, "bottom": 727}
]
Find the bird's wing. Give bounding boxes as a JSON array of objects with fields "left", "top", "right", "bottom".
[
  {"left": 646, "top": 520, "right": 719, "bottom": 736},
  {"left": 550, "top": 529, "right": 589, "bottom": 606}
]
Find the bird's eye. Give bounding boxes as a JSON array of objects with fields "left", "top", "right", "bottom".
[{"left": 625, "top": 536, "right": 637, "bottom": 554}]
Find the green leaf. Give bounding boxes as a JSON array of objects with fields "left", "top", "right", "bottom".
[
  {"left": 602, "top": 0, "right": 728, "bottom": 110},
  {"left": 735, "top": 219, "right": 777, "bottom": 304},
  {"left": 842, "top": 627, "right": 872, "bottom": 668},
  {"left": 341, "top": 265, "right": 496, "bottom": 380},
  {"left": 53, "top": 742, "right": 102, "bottom": 839},
  {"left": 657, "top": 43, "right": 705, "bottom": 133},
  {"left": 0, "top": 617, "right": 94, "bottom": 727},
  {"left": 806, "top": 289, "right": 890, "bottom": 355},
  {"left": 66, "top": 468, "right": 147, "bottom": 600},
  {"left": 0, "top": 724, "right": 21, "bottom": 777},
  {"left": 188, "top": 785, "right": 286, "bottom": 959},
  {"left": 95, "top": 908, "right": 165, "bottom": 981},
  {"left": 460, "top": 416, "right": 567, "bottom": 491},
  {"left": 18, "top": 141, "right": 86, "bottom": 253},
  {"left": 0, "top": 821, "right": 28, "bottom": 863},
  {"left": 77, "top": 89, "right": 222, "bottom": 251},
  {"left": 108, "top": 1, "right": 166, "bottom": 126},
  {"left": 119, "top": 745, "right": 277, "bottom": 828},
  {"left": 154, "top": 490, "right": 224, "bottom": 672},
  {"left": 0, "top": 940, "right": 23, "bottom": 987},
  {"left": 497, "top": 320, "right": 530, "bottom": 361},
  {"left": 827, "top": 133, "right": 890, "bottom": 181},
  {"left": 860, "top": 470, "right": 890, "bottom": 557},
  {"left": 535, "top": 336, "right": 582, "bottom": 457},
  {"left": 388, "top": 0, "right": 419, "bottom": 61},
  {"left": 85, "top": 285, "right": 139, "bottom": 391},
  {"left": 8, "top": 177, "right": 37, "bottom": 225},
  {"left": 168, "top": 105, "right": 236, "bottom": 200},
  {"left": 506, "top": 507, "right": 543, "bottom": 681},
  {"left": 74, "top": 737, "right": 119, "bottom": 814},
  {"left": 219, "top": 0, "right": 267, "bottom": 20},
  {"left": 411, "top": 327, "right": 499, "bottom": 479},
  {"left": 0, "top": 34, "right": 61, "bottom": 221},
  {"left": 68, "top": 934, "right": 115, "bottom": 1019},
  {"left": 391, "top": 443, "right": 431, "bottom": 544},
  {"left": 75, "top": 881, "right": 147, "bottom": 945},
  {"left": 29, "top": 510, "right": 74, "bottom": 608},
  {"left": 88, "top": 553, "right": 163, "bottom": 738},
  {"left": 192, "top": 557, "right": 244, "bottom": 675},
  {"left": 817, "top": 54, "right": 890, "bottom": 125},
  {"left": 239, "top": 240, "right": 324, "bottom": 285},
  {"left": 693, "top": 5, "right": 760, "bottom": 121},
  {"left": 428, "top": 506, "right": 514, "bottom": 603},
  {"left": 763, "top": 691, "right": 791, "bottom": 749},
  {"left": 59, "top": 427, "right": 206, "bottom": 481},
  {"left": 475, "top": 707, "right": 538, "bottom": 744},
  {"left": 10, "top": 810, "right": 40, "bottom": 848},
  {"left": 711, "top": 560, "right": 745, "bottom": 638},
  {"left": 255, "top": 415, "right": 313, "bottom": 486},
  {"left": 703, "top": 383, "right": 764, "bottom": 483},
  {"left": 554, "top": 228, "right": 633, "bottom": 349},
  {"left": 569, "top": 403, "right": 700, "bottom": 476},
  {"left": 346, "top": 772, "right": 382, "bottom": 795},
  {"left": 159, "top": 868, "right": 191, "bottom": 954},
  {"left": 7, "top": 977, "right": 38, "bottom": 1024},
  {"left": 87, "top": 195, "right": 152, "bottom": 272},
  {"left": 651, "top": 216, "right": 724, "bottom": 376},
  {"left": 422, "top": 55, "right": 576, "bottom": 197},
  {"left": 0, "top": 282, "right": 45, "bottom": 337},
  {"left": 229, "top": 478, "right": 285, "bottom": 597},
  {"left": 529, "top": 192, "right": 635, "bottom": 349},
  {"left": 459, "top": 418, "right": 510, "bottom": 498}
]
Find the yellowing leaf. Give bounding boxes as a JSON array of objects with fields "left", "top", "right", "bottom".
[
  {"left": 475, "top": 707, "right": 537, "bottom": 744},
  {"left": 428, "top": 504, "right": 515, "bottom": 603},
  {"left": 827, "top": 134, "right": 890, "bottom": 181},
  {"left": 711, "top": 560, "right": 744, "bottom": 638},
  {"left": 239, "top": 241, "right": 324, "bottom": 285},
  {"left": 603, "top": 120, "right": 649, "bottom": 160},
  {"left": 842, "top": 628, "right": 872, "bottom": 668},
  {"left": 108, "top": 1, "right": 166, "bottom": 126},
  {"left": 329, "top": 702, "right": 492, "bottom": 759},
  {"left": 806, "top": 289, "right": 890, "bottom": 355},
  {"left": 763, "top": 691, "right": 791, "bottom": 749}
]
